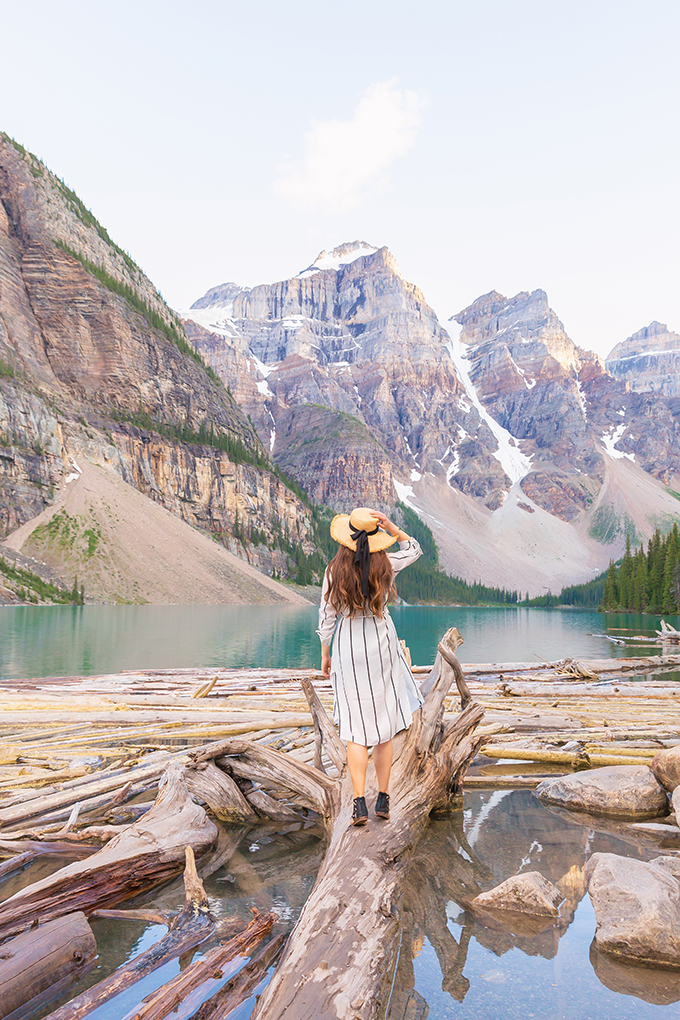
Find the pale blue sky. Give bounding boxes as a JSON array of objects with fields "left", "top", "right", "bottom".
[{"left": 2, "top": 0, "right": 679, "bottom": 355}]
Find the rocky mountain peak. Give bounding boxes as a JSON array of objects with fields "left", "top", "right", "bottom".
[
  {"left": 607, "top": 321, "right": 680, "bottom": 361},
  {"left": 454, "top": 288, "right": 581, "bottom": 375},
  {"left": 297, "top": 241, "right": 379, "bottom": 278},
  {"left": 605, "top": 321, "right": 680, "bottom": 398},
  {"left": 190, "top": 282, "right": 250, "bottom": 314}
]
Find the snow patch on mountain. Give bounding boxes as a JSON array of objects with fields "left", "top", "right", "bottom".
[
  {"left": 394, "top": 478, "right": 418, "bottom": 510},
  {"left": 446, "top": 336, "right": 533, "bottom": 486},
  {"left": 601, "top": 424, "right": 635, "bottom": 462},
  {"left": 297, "top": 241, "right": 378, "bottom": 278},
  {"left": 249, "top": 355, "right": 275, "bottom": 378},
  {"left": 182, "top": 306, "right": 242, "bottom": 336}
]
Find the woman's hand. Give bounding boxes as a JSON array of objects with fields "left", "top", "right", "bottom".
[
  {"left": 371, "top": 510, "right": 393, "bottom": 532},
  {"left": 321, "top": 646, "right": 331, "bottom": 678},
  {"left": 371, "top": 510, "right": 406, "bottom": 540}
]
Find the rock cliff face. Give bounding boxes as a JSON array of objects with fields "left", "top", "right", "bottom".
[
  {"left": 187, "top": 242, "right": 509, "bottom": 511},
  {"left": 0, "top": 134, "right": 315, "bottom": 588},
  {"left": 187, "top": 249, "right": 680, "bottom": 593},
  {"left": 606, "top": 322, "right": 680, "bottom": 398},
  {"left": 454, "top": 289, "right": 680, "bottom": 514}
]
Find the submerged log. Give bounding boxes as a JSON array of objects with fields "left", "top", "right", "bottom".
[
  {"left": 0, "top": 912, "right": 96, "bottom": 1017},
  {"left": 129, "top": 908, "right": 277, "bottom": 1020},
  {"left": 44, "top": 848, "right": 213, "bottom": 1020},
  {"left": 0, "top": 761, "right": 218, "bottom": 942},
  {"left": 191, "top": 932, "right": 286, "bottom": 1020},
  {"left": 214, "top": 626, "right": 485, "bottom": 1020}
]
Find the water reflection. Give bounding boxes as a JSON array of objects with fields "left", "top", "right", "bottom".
[
  {"left": 13, "top": 792, "right": 680, "bottom": 1020},
  {"left": 388, "top": 791, "right": 678, "bottom": 1019}
]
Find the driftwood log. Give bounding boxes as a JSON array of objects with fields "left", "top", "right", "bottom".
[
  {"left": 0, "top": 762, "right": 218, "bottom": 942},
  {"left": 43, "top": 848, "right": 212, "bottom": 1020},
  {"left": 0, "top": 911, "right": 96, "bottom": 1017},
  {"left": 128, "top": 908, "right": 276, "bottom": 1020},
  {"left": 191, "top": 932, "right": 286, "bottom": 1020},
  {"left": 187, "top": 627, "right": 483, "bottom": 1019}
]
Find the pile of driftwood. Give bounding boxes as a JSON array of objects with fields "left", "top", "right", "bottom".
[
  {"left": 0, "top": 634, "right": 679, "bottom": 1017},
  {"left": 657, "top": 619, "right": 680, "bottom": 643}
]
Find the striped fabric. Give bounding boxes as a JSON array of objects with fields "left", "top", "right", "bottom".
[{"left": 317, "top": 539, "right": 424, "bottom": 746}]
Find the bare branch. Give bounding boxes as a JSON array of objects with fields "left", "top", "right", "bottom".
[
  {"left": 300, "top": 678, "right": 347, "bottom": 774},
  {"left": 438, "top": 638, "right": 472, "bottom": 709},
  {"left": 214, "top": 739, "right": 335, "bottom": 816},
  {"left": 181, "top": 846, "right": 209, "bottom": 913},
  {"left": 414, "top": 629, "right": 468, "bottom": 755}
]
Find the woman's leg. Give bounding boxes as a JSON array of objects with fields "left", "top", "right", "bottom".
[
  {"left": 373, "top": 739, "right": 393, "bottom": 792},
  {"left": 346, "top": 740, "right": 369, "bottom": 798}
]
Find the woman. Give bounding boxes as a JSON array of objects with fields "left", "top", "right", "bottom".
[{"left": 317, "top": 506, "right": 423, "bottom": 826}]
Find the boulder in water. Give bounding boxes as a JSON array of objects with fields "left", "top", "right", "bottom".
[
  {"left": 535, "top": 765, "right": 668, "bottom": 819},
  {"left": 472, "top": 871, "right": 562, "bottom": 917},
  {"left": 585, "top": 853, "right": 680, "bottom": 969}
]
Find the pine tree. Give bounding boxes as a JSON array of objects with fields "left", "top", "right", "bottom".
[
  {"left": 618, "top": 534, "right": 633, "bottom": 609},
  {"left": 634, "top": 550, "right": 648, "bottom": 611},
  {"left": 601, "top": 560, "right": 618, "bottom": 610},
  {"left": 648, "top": 530, "right": 664, "bottom": 611}
]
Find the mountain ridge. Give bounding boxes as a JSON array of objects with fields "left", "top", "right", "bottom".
[
  {"left": 185, "top": 243, "right": 680, "bottom": 595},
  {"left": 0, "top": 132, "right": 317, "bottom": 602}
]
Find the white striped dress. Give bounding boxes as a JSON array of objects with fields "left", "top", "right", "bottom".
[{"left": 316, "top": 539, "right": 424, "bottom": 746}]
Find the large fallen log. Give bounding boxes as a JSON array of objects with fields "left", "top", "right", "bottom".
[
  {"left": 0, "top": 761, "right": 218, "bottom": 942},
  {"left": 188, "top": 627, "right": 484, "bottom": 1020},
  {"left": 0, "top": 911, "right": 96, "bottom": 1017}
]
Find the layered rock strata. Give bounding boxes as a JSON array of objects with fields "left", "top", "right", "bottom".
[
  {"left": 0, "top": 134, "right": 315, "bottom": 588},
  {"left": 606, "top": 322, "right": 680, "bottom": 398}
]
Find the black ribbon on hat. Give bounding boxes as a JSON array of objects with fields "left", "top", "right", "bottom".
[{"left": 350, "top": 522, "right": 380, "bottom": 598}]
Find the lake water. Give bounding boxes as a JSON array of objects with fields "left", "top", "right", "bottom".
[
  {"left": 0, "top": 604, "right": 676, "bottom": 680},
  {"left": 4, "top": 605, "right": 679, "bottom": 1019},
  {"left": 29, "top": 791, "right": 678, "bottom": 1020}
]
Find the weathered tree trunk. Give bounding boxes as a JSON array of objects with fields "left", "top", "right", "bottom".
[
  {"left": 191, "top": 933, "right": 286, "bottom": 1020},
  {"left": 128, "top": 909, "right": 276, "bottom": 1020},
  {"left": 43, "top": 848, "right": 213, "bottom": 1020},
  {"left": 189, "top": 627, "right": 484, "bottom": 1020},
  {"left": 0, "top": 911, "right": 96, "bottom": 1017},
  {"left": 0, "top": 762, "right": 218, "bottom": 942}
]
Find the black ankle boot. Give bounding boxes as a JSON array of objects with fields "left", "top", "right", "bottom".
[
  {"left": 375, "top": 791, "right": 390, "bottom": 819},
  {"left": 352, "top": 796, "right": 368, "bottom": 826}
]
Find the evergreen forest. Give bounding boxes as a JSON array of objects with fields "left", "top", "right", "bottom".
[{"left": 599, "top": 525, "right": 680, "bottom": 613}]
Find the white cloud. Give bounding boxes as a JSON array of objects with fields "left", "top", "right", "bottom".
[{"left": 275, "top": 80, "right": 424, "bottom": 211}]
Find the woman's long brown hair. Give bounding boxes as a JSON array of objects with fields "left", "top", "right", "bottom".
[{"left": 326, "top": 545, "right": 396, "bottom": 618}]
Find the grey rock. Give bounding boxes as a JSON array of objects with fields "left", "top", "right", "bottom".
[
  {"left": 628, "top": 822, "right": 680, "bottom": 841},
  {"left": 535, "top": 765, "right": 668, "bottom": 819},
  {"left": 471, "top": 871, "right": 562, "bottom": 917},
  {"left": 585, "top": 852, "right": 680, "bottom": 968},
  {"left": 653, "top": 745, "right": 680, "bottom": 793},
  {"left": 651, "top": 856, "right": 680, "bottom": 882},
  {"left": 606, "top": 322, "right": 680, "bottom": 399}
]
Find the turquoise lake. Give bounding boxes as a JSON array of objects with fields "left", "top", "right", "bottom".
[
  {"left": 0, "top": 604, "right": 676, "bottom": 680},
  {"left": 3, "top": 604, "right": 679, "bottom": 1019}
]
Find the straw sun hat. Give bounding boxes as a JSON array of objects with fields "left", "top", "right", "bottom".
[{"left": 330, "top": 507, "right": 397, "bottom": 553}]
